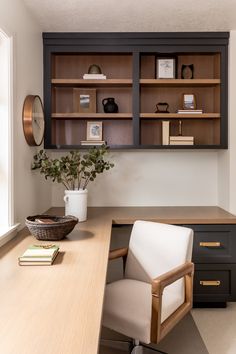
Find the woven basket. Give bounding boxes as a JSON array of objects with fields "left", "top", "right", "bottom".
[{"left": 25, "top": 215, "right": 78, "bottom": 241}]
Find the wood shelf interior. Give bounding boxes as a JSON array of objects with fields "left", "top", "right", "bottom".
[
  {"left": 139, "top": 53, "right": 221, "bottom": 146},
  {"left": 51, "top": 53, "right": 133, "bottom": 146},
  {"left": 48, "top": 48, "right": 224, "bottom": 148},
  {"left": 52, "top": 87, "right": 132, "bottom": 114},
  {"left": 52, "top": 119, "right": 133, "bottom": 146},
  {"left": 52, "top": 53, "right": 133, "bottom": 79},
  {"left": 140, "top": 86, "right": 220, "bottom": 114},
  {"left": 140, "top": 53, "right": 221, "bottom": 79},
  {"left": 141, "top": 119, "right": 220, "bottom": 146}
]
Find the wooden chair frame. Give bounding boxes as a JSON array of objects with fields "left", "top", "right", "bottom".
[{"left": 108, "top": 248, "right": 194, "bottom": 344}]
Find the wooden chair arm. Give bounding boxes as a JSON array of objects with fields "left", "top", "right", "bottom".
[
  {"left": 109, "top": 247, "right": 128, "bottom": 273},
  {"left": 109, "top": 247, "right": 128, "bottom": 260},
  {"left": 152, "top": 262, "right": 194, "bottom": 295}
]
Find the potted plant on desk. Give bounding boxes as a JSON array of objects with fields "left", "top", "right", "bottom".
[{"left": 32, "top": 145, "right": 114, "bottom": 222}]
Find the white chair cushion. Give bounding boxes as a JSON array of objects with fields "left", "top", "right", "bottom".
[
  {"left": 103, "top": 278, "right": 185, "bottom": 344},
  {"left": 161, "top": 281, "right": 184, "bottom": 323},
  {"left": 103, "top": 279, "right": 152, "bottom": 344},
  {"left": 125, "top": 221, "right": 193, "bottom": 282}
]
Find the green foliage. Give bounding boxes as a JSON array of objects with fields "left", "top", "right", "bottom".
[{"left": 32, "top": 145, "right": 114, "bottom": 190}]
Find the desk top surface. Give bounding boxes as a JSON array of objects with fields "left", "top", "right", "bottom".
[{"left": 0, "top": 206, "right": 236, "bottom": 354}]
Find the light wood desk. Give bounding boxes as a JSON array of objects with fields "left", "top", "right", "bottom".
[{"left": 1, "top": 207, "right": 236, "bottom": 354}]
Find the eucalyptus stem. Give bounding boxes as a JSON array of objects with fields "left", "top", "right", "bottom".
[{"left": 31, "top": 147, "right": 114, "bottom": 190}]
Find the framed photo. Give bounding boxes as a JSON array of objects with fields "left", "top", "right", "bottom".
[
  {"left": 182, "top": 94, "right": 197, "bottom": 110},
  {"left": 86, "top": 121, "right": 103, "bottom": 141},
  {"left": 156, "top": 57, "right": 176, "bottom": 79},
  {"left": 73, "top": 88, "right": 96, "bottom": 113}
]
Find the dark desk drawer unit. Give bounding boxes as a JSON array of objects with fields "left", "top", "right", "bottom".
[{"left": 185, "top": 224, "right": 236, "bottom": 305}]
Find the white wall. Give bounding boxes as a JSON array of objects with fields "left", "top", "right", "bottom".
[
  {"left": 218, "top": 31, "right": 236, "bottom": 214},
  {"left": 0, "top": 0, "right": 51, "bottom": 227},
  {"left": 1, "top": 0, "right": 234, "bottom": 214},
  {"left": 52, "top": 150, "right": 218, "bottom": 207}
]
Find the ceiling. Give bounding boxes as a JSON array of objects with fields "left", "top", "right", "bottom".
[{"left": 23, "top": 0, "right": 236, "bottom": 32}]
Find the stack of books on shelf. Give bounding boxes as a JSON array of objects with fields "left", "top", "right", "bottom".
[
  {"left": 177, "top": 109, "right": 203, "bottom": 114},
  {"left": 19, "top": 244, "right": 60, "bottom": 266},
  {"left": 81, "top": 140, "right": 106, "bottom": 146},
  {"left": 83, "top": 73, "right": 106, "bottom": 80},
  {"left": 169, "top": 136, "right": 194, "bottom": 145}
]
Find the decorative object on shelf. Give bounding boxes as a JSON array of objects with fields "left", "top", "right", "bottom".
[
  {"left": 177, "top": 109, "right": 203, "bottom": 114},
  {"left": 25, "top": 215, "right": 78, "bottom": 240},
  {"left": 83, "top": 64, "right": 107, "bottom": 79},
  {"left": 86, "top": 121, "right": 103, "bottom": 141},
  {"left": 181, "top": 64, "right": 194, "bottom": 79},
  {"left": 155, "top": 102, "right": 169, "bottom": 113},
  {"left": 31, "top": 147, "right": 114, "bottom": 222},
  {"left": 182, "top": 93, "right": 197, "bottom": 110},
  {"left": 22, "top": 95, "right": 45, "bottom": 146},
  {"left": 169, "top": 136, "right": 194, "bottom": 145},
  {"left": 73, "top": 88, "right": 96, "bottom": 113},
  {"left": 102, "top": 97, "right": 119, "bottom": 113},
  {"left": 88, "top": 64, "right": 102, "bottom": 74},
  {"left": 178, "top": 120, "right": 182, "bottom": 135},
  {"left": 169, "top": 120, "right": 194, "bottom": 145},
  {"left": 156, "top": 56, "right": 176, "bottom": 79},
  {"left": 162, "top": 121, "right": 170, "bottom": 145}
]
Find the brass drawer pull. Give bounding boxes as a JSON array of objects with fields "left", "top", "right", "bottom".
[
  {"left": 200, "top": 280, "right": 221, "bottom": 286},
  {"left": 199, "top": 242, "right": 221, "bottom": 247}
]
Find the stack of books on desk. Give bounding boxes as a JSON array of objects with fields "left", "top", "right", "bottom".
[
  {"left": 177, "top": 109, "right": 203, "bottom": 114},
  {"left": 19, "top": 244, "right": 60, "bottom": 266},
  {"left": 83, "top": 74, "right": 107, "bottom": 79},
  {"left": 169, "top": 136, "right": 194, "bottom": 145},
  {"left": 81, "top": 140, "right": 106, "bottom": 146}
]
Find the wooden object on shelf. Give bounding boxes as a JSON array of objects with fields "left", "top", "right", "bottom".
[
  {"left": 81, "top": 140, "right": 106, "bottom": 146},
  {"left": 73, "top": 88, "right": 96, "bottom": 113},
  {"left": 44, "top": 32, "right": 229, "bottom": 149},
  {"left": 162, "top": 121, "right": 170, "bottom": 145}
]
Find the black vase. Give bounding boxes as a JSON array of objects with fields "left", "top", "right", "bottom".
[{"left": 102, "top": 97, "right": 118, "bottom": 113}]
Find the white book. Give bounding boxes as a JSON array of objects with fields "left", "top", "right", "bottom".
[
  {"left": 162, "top": 121, "right": 170, "bottom": 145},
  {"left": 177, "top": 110, "right": 202, "bottom": 114},
  {"left": 170, "top": 136, "right": 194, "bottom": 141},
  {"left": 169, "top": 141, "right": 194, "bottom": 145},
  {"left": 81, "top": 140, "right": 106, "bottom": 146},
  {"left": 83, "top": 74, "right": 107, "bottom": 79}
]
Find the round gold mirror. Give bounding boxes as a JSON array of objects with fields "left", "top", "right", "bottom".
[{"left": 22, "top": 95, "right": 45, "bottom": 146}]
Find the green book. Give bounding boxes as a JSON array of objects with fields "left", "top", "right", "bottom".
[{"left": 19, "top": 244, "right": 59, "bottom": 262}]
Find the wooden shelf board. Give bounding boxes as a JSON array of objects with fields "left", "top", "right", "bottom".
[
  {"left": 51, "top": 113, "right": 133, "bottom": 119},
  {"left": 140, "top": 113, "right": 220, "bottom": 119},
  {"left": 140, "top": 79, "right": 221, "bottom": 87},
  {"left": 51, "top": 79, "right": 132, "bottom": 87}
]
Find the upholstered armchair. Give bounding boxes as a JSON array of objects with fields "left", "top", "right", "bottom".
[{"left": 102, "top": 220, "right": 194, "bottom": 353}]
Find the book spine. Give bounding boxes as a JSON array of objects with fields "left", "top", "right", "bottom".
[{"left": 162, "top": 121, "right": 170, "bottom": 145}]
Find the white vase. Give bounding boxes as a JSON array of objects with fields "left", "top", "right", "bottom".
[{"left": 63, "top": 189, "right": 88, "bottom": 222}]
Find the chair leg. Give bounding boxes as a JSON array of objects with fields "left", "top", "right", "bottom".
[{"left": 131, "top": 340, "right": 143, "bottom": 353}]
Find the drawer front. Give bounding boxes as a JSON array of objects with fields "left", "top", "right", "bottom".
[
  {"left": 193, "top": 264, "right": 236, "bottom": 303},
  {"left": 194, "top": 270, "right": 229, "bottom": 295},
  {"left": 184, "top": 224, "right": 236, "bottom": 263}
]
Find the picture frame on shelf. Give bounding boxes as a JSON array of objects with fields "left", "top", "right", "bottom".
[
  {"left": 182, "top": 93, "right": 197, "bottom": 110},
  {"left": 86, "top": 121, "right": 103, "bottom": 141},
  {"left": 73, "top": 88, "right": 96, "bottom": 113},
  {"left": 156, "top": 56, "right": 176, "bottom": 79}
]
